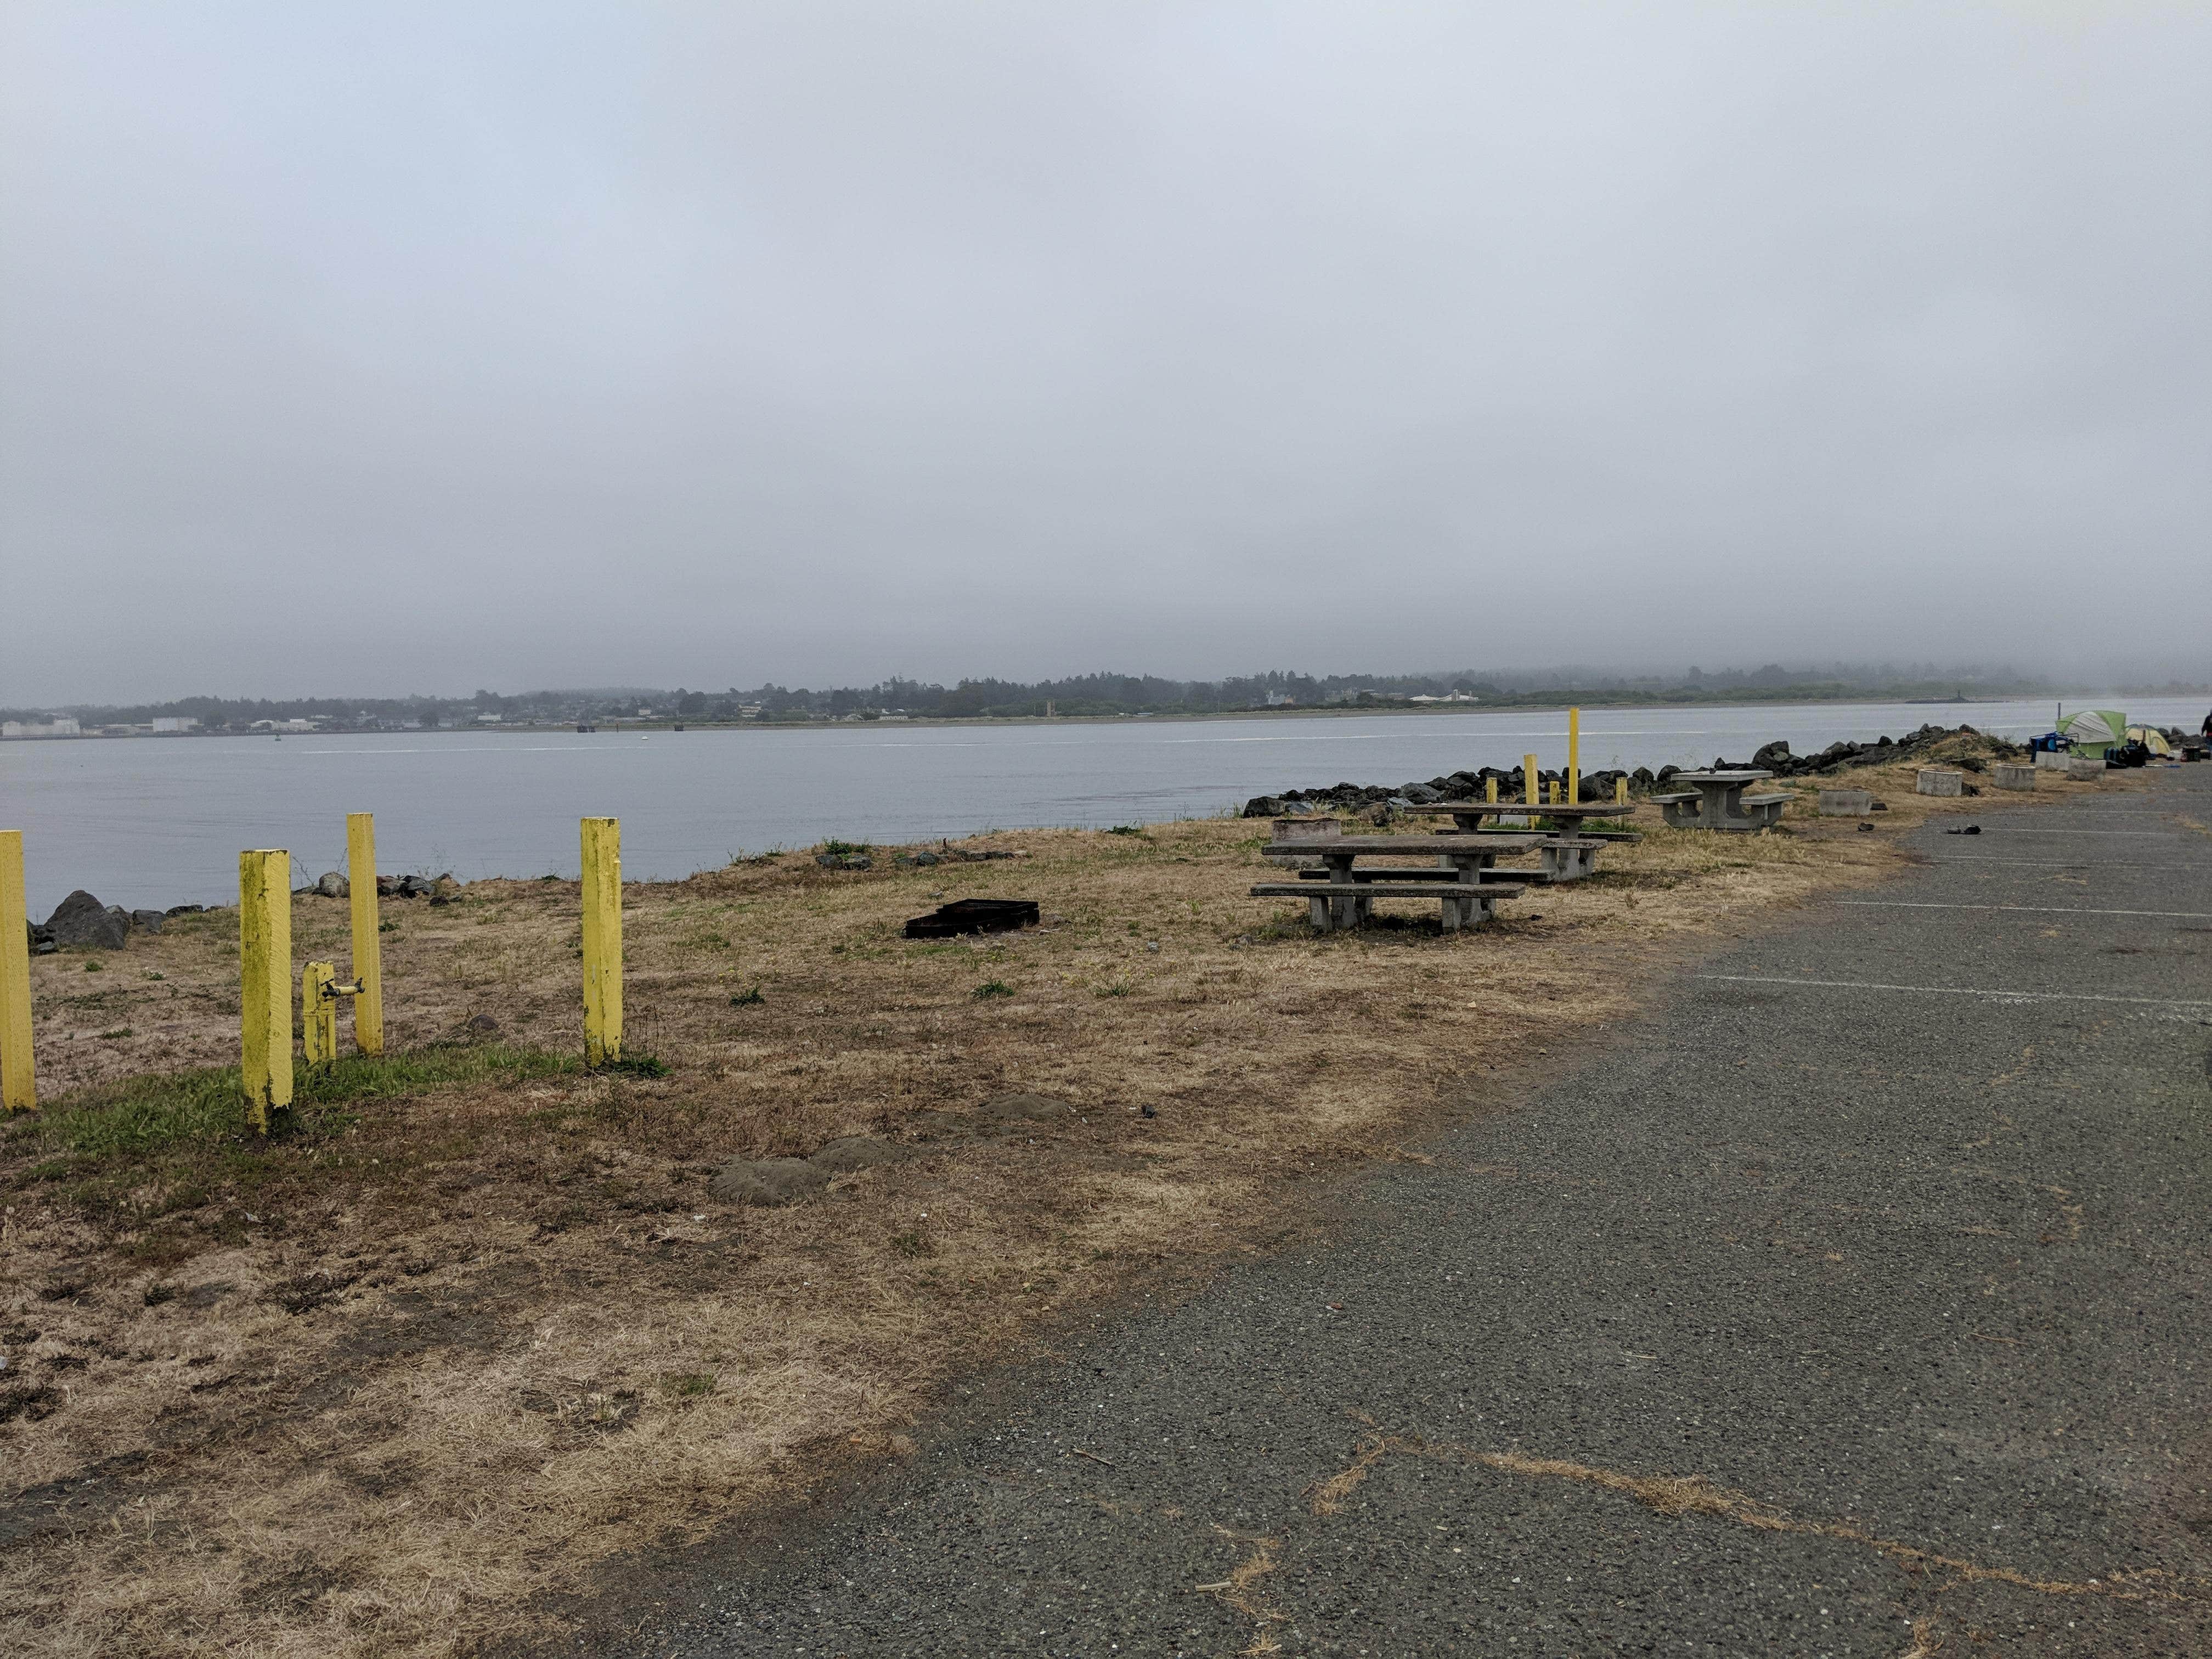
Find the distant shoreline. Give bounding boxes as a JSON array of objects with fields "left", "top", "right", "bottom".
[{"left": 9, "top": 688, "right": 2196, "bottom": 742}]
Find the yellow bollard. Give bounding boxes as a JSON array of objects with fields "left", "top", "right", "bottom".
[
  {"left": 581, "top": 817, "right": 622, "bottom": 1066},
  {"left": 1567, "top": 707, "right": 1580, "bottom": 807},
  {"left": 1, "top": 830, "right": 34, "bottom": 1113},
  {"left": 239, "top": 850, "right": 294, "bottom": 1132},
  {"left": 1483, "top": 776, "right": 1498, "bottom": 805},
  {"left": 347, "top": 812, "right": 382, "bottom": 1055},
  {"left": 1523, "top": 753, "right": 1538, "bottom": 809},
  {"left": 1615, "top": 775, "right": 1629, "bottom": 806},
  {"left": 302, "top": 961, "right": 338, "bottom": 1066},
  {"left": 1550, "top": 779, "right": 1562, "bottom": 806}
]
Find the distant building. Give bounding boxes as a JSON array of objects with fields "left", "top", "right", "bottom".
[
  {"left": 2, "top": 715, "right": 82, "bottom": 738},
  {"left": 476, "top": 713, "right": 502, "bottom": 724},
  {"left": 151, "top": 716, "right": 198, "bottom": 733}
]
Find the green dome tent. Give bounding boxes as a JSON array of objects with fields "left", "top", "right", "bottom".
[{"left": 2061, "top": 708, "right": 2127, "bottom": 758}]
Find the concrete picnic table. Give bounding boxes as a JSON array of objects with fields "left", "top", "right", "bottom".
[
  {"left": 1401, "top": 799, "right": 1644, "bottom": 882},
  {"left": 1651, "top": 769, "right": 1792, "bottom": 831},
  {"left": 1254, "top": 833, "right": 1538, "bottom": 932}
]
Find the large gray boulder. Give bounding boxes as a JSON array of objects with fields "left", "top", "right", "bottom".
[
  {"left": 129, "top": 910, "right": 165, "bottom": 934},
  {"left": 1751, "top": 739, "right": 1796, "bottom": 773},
  {"left": 46, "top": 891, "right": 128, "bottom": 950},
  {"left": 314, "top": 871, "right": 349, "bottom": 898}
]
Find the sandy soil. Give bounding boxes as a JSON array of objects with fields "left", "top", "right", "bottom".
[{"left": 0, "top": 740, "right": 2148, "bottom": 1656}]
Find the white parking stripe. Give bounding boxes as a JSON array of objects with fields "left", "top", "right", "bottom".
[
  {"left": 1982, "top": 829, "right": 2191, "bottom": 837},
  {"left": 1696, "top": 974, "right": 2212, "bottom": 1011},
  {"left": 1932, "top": 859, "right": 2203, "bottom": 870},
  {"left": 1835, "top": 901, "right": 2212, "bottom": 919}
]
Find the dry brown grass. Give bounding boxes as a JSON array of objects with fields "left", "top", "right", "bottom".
[
  {"left": 1306, "top": 1420, "right": 2209, "bottom": 1603},
  {"left": 0, "top": 742, "right": 2164, "bottom": 1656}
]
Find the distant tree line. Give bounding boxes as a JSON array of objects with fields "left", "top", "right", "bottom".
[{"left": 9, "top": 662, "right": 2159, "bottom": 731}]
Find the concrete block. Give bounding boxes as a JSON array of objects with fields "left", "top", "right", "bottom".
[
  {"left": 1916, "top": 769, "right": 1965, "bottom": 797},
  {"left": 1992, "top": 764, "right": 2037, "bottom": 791},
  {"left": 2066, "top": 755, "right": 2104, "bottom": 781},
  {"left": 1818, "top": 788, "right": 1875, "bottom": 816},
  {"left": 2034, "top": 749, "right": 2072, "bottom": 770}
]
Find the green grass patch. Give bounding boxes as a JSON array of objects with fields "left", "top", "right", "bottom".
[
  {"left": 972, "top": 979, "right": 1014, "bottom": 1000},
  {"left": 596, "top": 1052, "right": 670, "bottom": 1078},
  {"left": 1, "top": 1044, "right": 580, "bottom": 1242}
]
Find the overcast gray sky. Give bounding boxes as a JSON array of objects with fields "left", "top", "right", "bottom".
[{"left": 3, "top": 2, "right": 2206, "bottom": 703}]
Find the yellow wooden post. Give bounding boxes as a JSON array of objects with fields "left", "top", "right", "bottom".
[
  {"left": 1523, "top": 754, "right": 1538, "bottom": 809},
  {"left": 1567, "top": 707, "right": 1580, "bottom": 806},
  {"left": 1, "top": 830, "right": 35, "bottom": 1113},
  {"left": 302, "top": 961, "right": 337, "bottom": 1066},
  {"left": 239, "top": 850, "right": 293, "bottom": 1132},
  {"left": 347, "top": 812, "right": 382, "bottom": 1055},
  {"left": 1615, "top": 775, "right": 1629, "bottom": 806},
  {"left": 1483, "top": 776, "right": 1498, "bottom": 805},
  {"left": 580, "top": 817, "right": 622, "bottom": 1066}
]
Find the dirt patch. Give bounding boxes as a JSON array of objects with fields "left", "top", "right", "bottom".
[{"left": 0, "top": 742, "right": 2155, "bottom": 1656}]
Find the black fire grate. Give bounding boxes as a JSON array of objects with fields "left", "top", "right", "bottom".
[{"left": 904, "top": 898, "right": 1041, "bottom": 939}]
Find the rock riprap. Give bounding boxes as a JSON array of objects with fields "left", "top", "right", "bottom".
[{"left": 1242, "top": 722, "right": 2022, "bottom": 818}]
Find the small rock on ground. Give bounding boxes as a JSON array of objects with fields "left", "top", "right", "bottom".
[
  {"left": 974, "top": 1092, "right": 1073, "bottom": 1125},
  {"left": 809, "top": 1137, "right": 919, "bottom": 1174},
  {"left": 709, "top": 1158, "right": 832, "bottom": 1207}
]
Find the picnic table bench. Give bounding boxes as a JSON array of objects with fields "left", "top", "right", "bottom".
[
  {"left": 1401, "top": 799, "right": 1644, "bottom": 881},
  {"left": 1651, "top": 769, "right": 1792, "bottom": 832},
  {"left": 1255, "top": 833, "right": 1536, "bottom": 932}
]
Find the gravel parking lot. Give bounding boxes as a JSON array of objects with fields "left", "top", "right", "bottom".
[{"left": 640, "top": 769, "right": 2212, "bottom": 1658}]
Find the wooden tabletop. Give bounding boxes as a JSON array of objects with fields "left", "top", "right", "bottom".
[
  {"left": 1402, "top": 800, "right": 1644, "bottom": 818},
  {"left": 1266, "top": 834, "right": 1543, "bottom": 856}
]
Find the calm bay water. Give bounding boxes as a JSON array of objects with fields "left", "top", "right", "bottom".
[{"left": 4, "top": 696, "right": 2204, "bottom": 917}]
